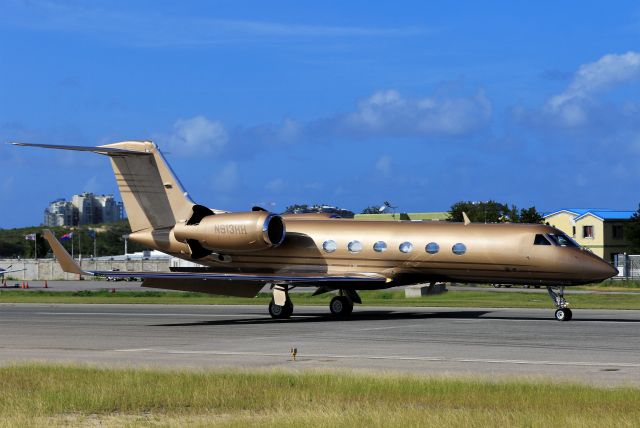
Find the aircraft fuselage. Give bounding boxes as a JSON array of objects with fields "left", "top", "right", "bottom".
[{"left": 131, "top": 218, "right": 617, "bottom": 287}]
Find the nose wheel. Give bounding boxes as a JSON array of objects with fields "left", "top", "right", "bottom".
[
  {"left": 268, "top": 283, "right": 293, "bottom": 319},
  {"left": 554, "top": 307, "right": 572, "bottom": 321},
  {"left": 547, "top": 286, "right": 572, "bottom": 321},
  {"left": 269, "top": 298, "right": 293, "bottom": 319}
]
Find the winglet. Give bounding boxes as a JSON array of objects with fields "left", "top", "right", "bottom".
[
  {"left": 462, "top": 212, "right": 471, "bottom": 226},
  {"left": 42, "top": 229, "right": 85, "bottom": 275}
]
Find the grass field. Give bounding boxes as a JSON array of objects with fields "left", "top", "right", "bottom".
[
  {"left": 2, "top": 288, "right": 640, "bottom": 310},
  {"left": 0, "top": 364, "right": 638, "bottom": 427}
]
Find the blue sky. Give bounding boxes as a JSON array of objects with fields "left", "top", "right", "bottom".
[{"left": 2, "top": 0, "right": 640, "bottom": 228}]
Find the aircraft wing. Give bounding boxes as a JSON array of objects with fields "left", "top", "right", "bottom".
[
  {"left": 0, "top": 267, "right": 26, "bottom": 275},
  {"left": 42, "top": 229, "right": 388, "bottom": 297}
]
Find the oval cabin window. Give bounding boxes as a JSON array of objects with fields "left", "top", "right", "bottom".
[
  {"left": 348, "top": 240, "right": 363, "bottom": 253},
  {"left": 373, "top": 241, "right": 387, "bottom": 252},
  {"left": 399, "top": 242, "right": 413, "bottom": 253},
  {"left": 425, "top": 242, "right": 440, "bottom": 254},
  {"left": 322, "top": 240, "right": 337, "bottom": 253},
  {"left": 452, "top": 243, "right": 467, "bottom": 255}
]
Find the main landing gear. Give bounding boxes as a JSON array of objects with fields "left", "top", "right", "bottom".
[
  {"left": 330, "top": 296, "right": 353, "bottom": 317},
  {"left": 329, "top": 289, "right": 361, "bottom": 318},
  {"left": 547, "top": 286, "right": 573, "bottom": 321},
  {"left": 268, "top": 285, "right": 362, "bottom": 319}
]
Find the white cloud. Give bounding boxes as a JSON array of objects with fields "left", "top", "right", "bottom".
[
  {"left": 168, "top": 116, "right": 227, "bottom": 155},
  {"left": 265, "top": 178, "right": 285, "bottom": 193},
  {"left": 213, "top": 162, "right": 238, "bottom": 193},
  {"left": 339, "top": 89, "right": 492, "bottom": 137},
  {"left": 3, "top": 1, "right": 427, "bottom": 48},
  {"left": 82, "top": 176, "right": 99, "bottom": 193},
  {"left": 277, "top": 118, "right": 301, "bottom": 143},
  {"left": 549, "top": 52, "right": 640, "bottom": 108},
  {"left": 543, "top": 52, "right": 640, "bottom": 127},
  {"left": 375, "top": 155, "right": 392, "bottom": 176}
]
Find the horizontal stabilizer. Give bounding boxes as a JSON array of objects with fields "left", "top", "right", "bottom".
[
  {"left": 42, "top": 229, "right": 84, "bottom": 275},
  {"left": 9, "top": 142, "right": 150, "bottom": 156},
  {"left": 0, "top": 267, "right": 26, "bottom": 275}
]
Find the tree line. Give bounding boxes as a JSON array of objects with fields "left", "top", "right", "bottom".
[
  {"left": 0, "top": 220, "right": 147, "bottom": 259},
  {"left": 446, "top": 200, "right": 544, "bottom": 224},
  {"left": 4, "top": 203, "right": 640, "bottom": 258}
]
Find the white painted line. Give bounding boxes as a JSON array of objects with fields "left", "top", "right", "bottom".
[
  {"left": 37, "top": 312, "right": 252, "bottom": 317},
  {"left": 353, "top": 324, "right": 424, "bottom": 331},
  {"left": 111, "top": 348, "right": 640, "bottom": 368},
  {"left": 114, "top": 348, "right": 154, "bottom": 352}
]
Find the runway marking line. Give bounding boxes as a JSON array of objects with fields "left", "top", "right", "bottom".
[
  {"left": 112, "top": 348, "right": 640, "bottom": 368},
  {"left": 353, "top": 324, "right": 424, "bottom": 331},
  {"left": 37, "top": 312, "right": 254, "bottom": 317}
]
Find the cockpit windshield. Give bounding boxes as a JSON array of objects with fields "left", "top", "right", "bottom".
[
  {"left": 533, "top": 234, "right": 551, "bottom": 245},
  {"left": 546, "top": 233, "right": 579, "bottom": 248}
]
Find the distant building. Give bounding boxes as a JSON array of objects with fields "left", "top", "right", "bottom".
[
  {"left": 44, "top": 193, "right": 124, "bottom": 226},
  {"left": 44, "top": 199, "right": 76, "bottom": 226},
  {"left": 543, "top": 209, "right": 636, "bottom": 262},
  {"left": 354, "top": 212, "right": 451, "bottom": 221},
  {"left": 286, "top": 204, "right": 355, "bottom": 218}
]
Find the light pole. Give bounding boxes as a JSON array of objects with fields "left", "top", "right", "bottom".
[{"left": 122, "top": 234, "right": 129, "bottom": 256}]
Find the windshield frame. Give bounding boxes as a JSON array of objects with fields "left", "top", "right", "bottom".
[{"left": 546, "top": 232, "right": 580, "bottom": 248}]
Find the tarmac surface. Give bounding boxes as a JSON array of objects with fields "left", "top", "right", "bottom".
[
  {"left": 5, "top": 280, "right": 640, "bottom": 295},
  {"left": 1, "top": 303, "right": 639, "bottom": 386}
]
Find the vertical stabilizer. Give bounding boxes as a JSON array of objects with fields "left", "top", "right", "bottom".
[
  {"left": 99, "top": 141, "right": 194, "bottom": 232},
  {"left": 10, "top": 140, "right": 198, "bottom": 233}
]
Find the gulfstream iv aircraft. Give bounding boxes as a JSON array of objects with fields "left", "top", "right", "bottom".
[{"left": 13, "top": 141, "right": 618, "bottom": 321}]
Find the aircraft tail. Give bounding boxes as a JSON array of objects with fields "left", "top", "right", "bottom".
[
  {"left": 101, "top": 141, "right": 194, "bottom": 232},
  {"left": 12, "top": 141, "right": 197, "bottom": 232}
]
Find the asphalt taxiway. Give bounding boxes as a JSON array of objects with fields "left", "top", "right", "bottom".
[{"left": 1, "top": 303, "right": 639, "bottom": 386}]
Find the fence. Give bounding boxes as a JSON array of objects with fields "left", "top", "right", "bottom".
[
  {"left": 614, "top": 254, "right": 640, "bottom": 279},
  {"left": 0, "top": 258, "right": 172, "bottom": 281}
]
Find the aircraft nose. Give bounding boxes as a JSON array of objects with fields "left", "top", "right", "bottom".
[
  {"left": 603, "top": 262, "right": 619, "bottom": 279},
  {"left": 582, "top": 255, "right": 618, "bottom": 282}
]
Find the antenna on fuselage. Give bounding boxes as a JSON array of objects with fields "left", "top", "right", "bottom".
[
  {"left": 379, "top": 201, "right": 399, "bottom": 220},
  {"left": 462, "top": 212, "right": 471, "bottom": 226}
]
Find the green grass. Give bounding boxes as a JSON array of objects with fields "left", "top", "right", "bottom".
[
  {"left": 0, "top": 364, "right": 638, "bottom": 427},
  {"left": 582, "top": 280, "right": 640, "bottom": 291},
  {"left": 2, "top": 289, "right": 640, "bottom": 309}
]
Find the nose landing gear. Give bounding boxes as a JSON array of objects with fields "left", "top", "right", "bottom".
[
  {"left": 268, "top": 284, "right": 294, "bottom": 319},
  {"left": 547, "top": 286, "right": 572, "bottom": 321}
]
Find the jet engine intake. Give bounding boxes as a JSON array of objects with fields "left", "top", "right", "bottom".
[{"left": 174, "top": 211, "right": 285, "bottom": 253}]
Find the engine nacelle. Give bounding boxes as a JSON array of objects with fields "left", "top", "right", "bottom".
[{"left": 173, "top": 211, "right": 285, "bottom": 254}]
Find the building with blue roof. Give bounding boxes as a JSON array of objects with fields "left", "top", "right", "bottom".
[{"left": 543, "top": 208, "right": 636, "bottom": 262}]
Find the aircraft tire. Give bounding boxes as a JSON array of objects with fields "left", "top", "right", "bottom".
[
  {"left": 330, "top": 296, "right": 353, "bottom": 317},
  {"left": 554, "top": 308, "right": 572, "bottom": 321},
  {"left": 269, "top": 298, "right": 293, "bottom": 319}
]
